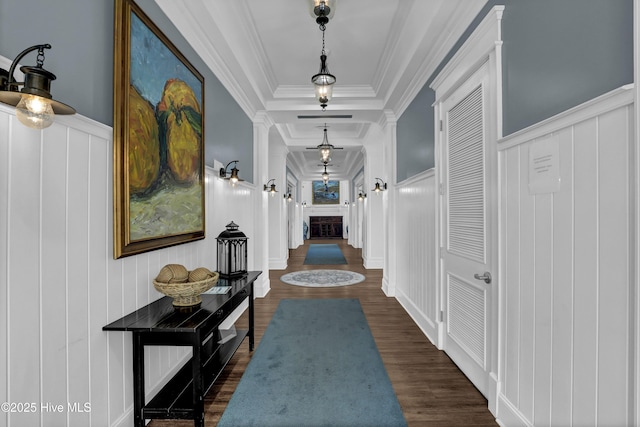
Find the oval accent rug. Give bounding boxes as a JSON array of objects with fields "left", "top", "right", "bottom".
[{"left": 280, "top": 270, "right": 365, "bottom": 287}]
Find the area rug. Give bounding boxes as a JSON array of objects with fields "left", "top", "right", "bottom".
[
  {"left": 218, "top": 299, "right": 407, "bottom": 427},
  {"left": 280, "top": 269, "right": 365, "bottom": 287},
  {"left": 303, "top": 243, "right": 347, "bottom": 265}
]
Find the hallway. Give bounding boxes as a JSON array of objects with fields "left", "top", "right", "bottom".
[{"left": 151, "top": 239, "right": 497, "bottom": 426}]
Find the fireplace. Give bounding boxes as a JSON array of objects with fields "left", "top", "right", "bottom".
[{"left": 309, "top": 216, "right": 343, "bottom": 239}]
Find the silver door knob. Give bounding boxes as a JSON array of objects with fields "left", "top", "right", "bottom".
[{"left": 474, "top": 272, "right": 492, "bottom": 284}]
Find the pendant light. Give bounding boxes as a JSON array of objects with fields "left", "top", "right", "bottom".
[
  {"left": 310, "top": 1, "right": 336, "bottom": 110},
  {"left": 317, "top": 125, "right": 334, "bottom": 163}
]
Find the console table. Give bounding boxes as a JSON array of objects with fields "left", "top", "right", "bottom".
[{"left": 103, "top": 271, "right": 261, "bottom": 427}]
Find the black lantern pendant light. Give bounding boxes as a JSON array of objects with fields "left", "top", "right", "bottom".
[
  {"left": 317, "top": 125, "right": 334, "bottom": 163},
  {"left": 0, "top": 44, "right": 75, "bottom": 129},
  {"left": 321, "top": 164, "right": 330, "bottom": 183},
  {"left": 311, "top": 2, "right": 336, "bottom": 111}
]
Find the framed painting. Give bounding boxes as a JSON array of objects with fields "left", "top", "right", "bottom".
[
  {"left": 312, "top": 180, "right": 340, "bottom": 205},
  {"left": 113, "top": 0, "right": 205, "bottom": 258}
]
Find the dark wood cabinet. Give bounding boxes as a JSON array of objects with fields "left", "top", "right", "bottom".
[
  {"left": 309, "top": 216, "right": 343, "bottom": 239},
  {"left": 103, "top": 271, "right": 261, "bottom": 427}
]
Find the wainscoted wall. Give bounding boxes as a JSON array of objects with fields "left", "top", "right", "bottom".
[
  {"left": 393, "top": 170, "right": 439, "bottom": 342},
  {"left": 0, "top": 105, "right": 259, "bottom": 427},
  {"left": 496, "top": 86, "right": 635, "bottom": 426}
]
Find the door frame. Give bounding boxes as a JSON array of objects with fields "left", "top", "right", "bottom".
[{"left": 430, "top": 5, "right": 504, "bottom": 415}]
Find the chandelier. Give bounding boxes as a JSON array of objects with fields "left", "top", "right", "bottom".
[{"left": 310, "top": 1, "right": 336, "bottom": 110}]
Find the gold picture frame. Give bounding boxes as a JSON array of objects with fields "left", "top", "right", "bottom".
[{"left": 113, "top": 0, "right": 205, "bottom": 258}]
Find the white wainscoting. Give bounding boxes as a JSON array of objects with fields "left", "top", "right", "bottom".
[
  {"left": 393, "top": 170, "right": 439, "bottom": 343},
  {"left": 0, "top": 105, "right": 258, "bottom": 427},
  {"left": 496, "top": 86, "right": 635, "bottom": 426}
]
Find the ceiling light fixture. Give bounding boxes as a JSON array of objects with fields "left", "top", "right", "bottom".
[
  {"left": 0, "top": 44, "right": 75, "bottom": 129},
  {"left": 311, "top": 1, "right": 336, "bottom": 111},
  {"left": 318, "top": 125, "right": 334, "bottom": 163},
  {"left": 321, "top": 164, "right": 330, "bottom": 182},
  {"left": 219, "top": 160, "right": 243, "bottom": 186}
]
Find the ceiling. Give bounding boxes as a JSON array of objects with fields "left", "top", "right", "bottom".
[{"left": 155, "top": 0, "right": 487, "bottom": 181}]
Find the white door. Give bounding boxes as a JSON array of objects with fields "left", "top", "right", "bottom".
[{"left": 440, "top": 62, "right": 495, "bottom": 397}]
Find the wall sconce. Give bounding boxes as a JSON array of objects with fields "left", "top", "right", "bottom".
[
  {"left": 285, "top": 192, "right": 293, "bottom": 202},
  {"left": 344, "top": 200, "right": 349, "bottom": 206},
  {"left": 0, "top": 44, "right": 75, "bottom": 129},
  {"left": 219, "top": 160, "right": 243, "bottom": 185},
  {"left": 263, "top": 179, "right": 278, "bottom": 196},
  {"left": 358, "top": 192, "right": 366, "bottom": 201},
  {"left": 372, "top": 178, "right": 387, "bottom": 194},
  {"left": 302, "top": 201, "right": 307, "bottom": 207}
]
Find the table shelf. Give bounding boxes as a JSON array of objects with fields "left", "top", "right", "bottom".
[{"left": 143, "top": 330, "right": 248, "bottom": 420}]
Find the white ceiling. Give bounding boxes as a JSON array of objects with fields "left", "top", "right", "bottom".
[{"left": 155, "top": 0, "right": 487, "bottom": 180}]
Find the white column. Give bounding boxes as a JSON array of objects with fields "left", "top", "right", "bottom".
[
  {"left": 267, "top": 136, "right": 289, "bottom": 269},
  {"left": 252, "top": 111, "right": 273, "bottom": 297},
  {"left": 381, "top": 111, "right": 397, "bottom": 296}
]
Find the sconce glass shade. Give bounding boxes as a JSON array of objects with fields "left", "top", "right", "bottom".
[
  {"left": 0, "top": 45, "right": 75, "bottom": 130},
  {"left": 16, "top": 94, "right": 54, "bottom": 129}
]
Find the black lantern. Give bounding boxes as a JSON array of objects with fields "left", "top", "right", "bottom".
[{"left": 216, "top": 221, "right": 248, "bottom": 279}]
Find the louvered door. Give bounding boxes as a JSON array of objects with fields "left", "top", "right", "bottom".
[{"left": 440, "top": 63, "right": 493, "bottom": 397}]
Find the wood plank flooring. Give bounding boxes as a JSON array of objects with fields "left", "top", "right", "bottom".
[{"left": 149, "top": 239, "right": 497, "bottom": 426}]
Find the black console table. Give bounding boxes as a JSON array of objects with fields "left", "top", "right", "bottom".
[{"left": 103, "top": 271, "right": 261, "bottom": 427}]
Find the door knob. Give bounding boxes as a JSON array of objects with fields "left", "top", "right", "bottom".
[{"left": 474, "top": 271, "right": 492, "bottom": 284}]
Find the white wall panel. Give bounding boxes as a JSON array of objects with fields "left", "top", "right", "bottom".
[
  {"left": 0, "top": 105, "right": 258, "bottom": 427},
  {"left": 394, "top": 170, "right": 439, "bottom": 342},
  {"left": 496, "top": 87, "right": 634, "bottom": 427}
]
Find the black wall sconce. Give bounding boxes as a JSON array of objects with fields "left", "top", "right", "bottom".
[
  {"left": 0, "top": 44, "right": 75, "bottom": 129},
  {"left": 285, "top": 192, "right": 293, "bottom": 202},
  {"left": 358, "top": 192, "right": 366, "bottom": 201},
  {"left": 372, "top": 178, "right": 387, "bottom": 194},
  {"left": 263, "top": 179, "right": 278, "bottom": 196},
  {"left": 219, "top": 160, "right": 243, "bottom": 185}
]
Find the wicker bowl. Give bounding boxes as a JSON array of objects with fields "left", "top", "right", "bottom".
[{"left": 153, "top": 271, "right": 219, "bottom": 307}]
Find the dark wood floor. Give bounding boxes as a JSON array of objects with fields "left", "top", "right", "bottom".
[{"left": 149, "top": 239, "right": 497, "bottom": 426}]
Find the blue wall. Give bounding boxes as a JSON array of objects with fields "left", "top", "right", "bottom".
[
  {"left": 0, "top": 0, "right": 254, "bottom": 182},
  {"left": 396, "top": 0, "right": 633, "bottom": 183},
  {"left": 396, "top": 86, "right": 435, "bottom": 182}
]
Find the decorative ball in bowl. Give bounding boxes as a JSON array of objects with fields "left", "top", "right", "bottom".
[{"left": 153, "top": 265, "right": 219, "bottom": 307}]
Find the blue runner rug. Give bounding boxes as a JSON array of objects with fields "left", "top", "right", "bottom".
[
  {"left": 303, "top": 243, "right": 347, "bottom": 265},
  {"left": 218, "top": 299, "right": 407, "bottom": 427}
]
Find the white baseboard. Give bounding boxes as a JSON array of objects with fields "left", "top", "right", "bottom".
[{"left": 496, "top": 393, "right": 531, "bottom": 427}]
